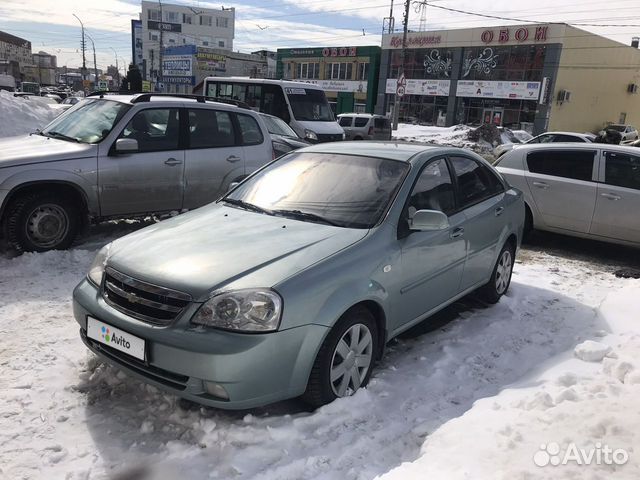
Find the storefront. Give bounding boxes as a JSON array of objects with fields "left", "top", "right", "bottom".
[
  {"left": 378, "top": 24, "right": 640, "bottom": 135},
  {"left": 276, "top": 46, "right": 381, "bottom": 114}
]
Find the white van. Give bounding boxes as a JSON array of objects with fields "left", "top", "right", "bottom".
[{"left": 202, "top": 77, "right": 345, "bottom": 143}]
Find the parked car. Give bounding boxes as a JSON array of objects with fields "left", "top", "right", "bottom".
[
  {"left": 73, "top": 142, "right": 524, "bottom": 410},
  {"left": 602, "top": 124, "right": 638, "bottom": 142},
  {"left": 496, "top": 143, "right": 640, "bottom": 247},
  {"left": 258, "top": 112, "right": 310, "bottom": 157},
  {"left": 43, "top": 93, "right": 62, "bottom": 103},
  {"left": 493, "top": 131, "right": 594, "bottom": 159},
  {"left": 337, "top": 113, "right": 392, "bottom": 141},
  {"left": 49, "top": 96, "right": 82, "bottom": 114},
  {"left": 0, "top": 93, "right": 273, "bottom": 252}
]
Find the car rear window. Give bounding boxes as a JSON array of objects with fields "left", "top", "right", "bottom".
[
  {"left": 526, "top": 150, "right": 595, "bottom": 181},
  {"left": 354, "top": 117, "right": 369, "bottom": 127},
  {"left": 374, "top": 118, "right": 389, "bottom": 129}
]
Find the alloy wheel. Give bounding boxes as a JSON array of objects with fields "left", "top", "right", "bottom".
[
  {"left": 330, "top": 323, "right": 373, "bottom": 397},
  {"left": 495, "top": 249, "right": 513, "bottom": 295}
]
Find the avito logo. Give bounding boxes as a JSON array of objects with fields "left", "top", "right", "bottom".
[{"left": 100, "top": 326, "right": 131, "bottom": 349}]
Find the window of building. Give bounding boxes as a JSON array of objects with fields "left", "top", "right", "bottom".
[
  {"left": 183, "top": 14, "right": 193, "bottom": 24},
  {"left": 296, "top": 62, "right": 320, "bottom": 79},
  {"left": 201, "top": 36, "right": 211, "bottom": 47},
  {"left": 216, "top": 17, "right": 229, "bottom": 28},
  {"left": 526, "top": 150, "right": 595, "bottom": 182},
  {"left": 148, "top": 9, "right": 161, "bottom": 21},
  {"left": 450, "top": 156, "right": 504, "bottom": 208},
  {"left": 605, "top": 152, "right": 640, "bottom": 190},
  {"left": 200, "top": 15, "right": 213, "bottom": 26},
  {"left": 408, "top": 158, "right": 456, "bottom": 216},
  {"left": 165, "top": 11, "right": 179, "bottom": 23},
  {"left": 328, "top": 62, "right": 353, "bottom": 80},
  {"left": 357, "top": 62, "right": 369, "bottom": 81},
  {"left": 149, "top": 33, "right": 158, "bottom": 41},
  {"left": 218, "top": 39, "right": 226, "bottom": 48}
]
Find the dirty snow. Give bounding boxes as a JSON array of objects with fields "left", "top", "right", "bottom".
[
  {"left": 0, "top": 90, "right": 58, "bottom": 138},
  {"left": 2, "top": 226, "right": 640, "bottom": 479}
]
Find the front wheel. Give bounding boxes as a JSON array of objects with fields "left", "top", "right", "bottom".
[
  {"left": 302, "top": 307, "right": 378, "bottom": 407},
  {"left": 478, "top": 242, "right": 515, "bottom": 304},
  {"left": 4, "top": 192, "right": 80, "bottom": 252}
]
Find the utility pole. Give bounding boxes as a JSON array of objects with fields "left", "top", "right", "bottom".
[
  {"left": 158, "top": 0, "right": 164, "bottom": 91},
  {"left": 392, "top": 0, "right": 411, "bottom": 130},
  {"left": 86, "top": 33, "right": 98, "bottom": 87},
  {"left": 72, "top": 14, "right": 87, "bottom": 85},
  {"left": 110, "top": 47, "right": 120, "bottom": 87}
]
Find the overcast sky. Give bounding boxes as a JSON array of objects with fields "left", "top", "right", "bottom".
[{"left": 0, "top": 0, "right": 638, "bottom": 72}]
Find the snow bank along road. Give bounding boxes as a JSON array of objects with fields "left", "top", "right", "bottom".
[{"left": 1, "top": 224, "right": 640, "bottom": 480}]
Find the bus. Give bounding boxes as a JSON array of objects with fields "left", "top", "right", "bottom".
[
  {"left": 202, "top": 77, "right": 344, "bottom": 143},
  {"left": 20, "top": 81, "right": 40, "bottom": 94}
]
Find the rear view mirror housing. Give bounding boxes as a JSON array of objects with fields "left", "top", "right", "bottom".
[
  {"left": 114, "top": 138, "right": 138, "bottom": 154},
  {"left": 410, "top": 209, "right": 450, "bottom": 231}
]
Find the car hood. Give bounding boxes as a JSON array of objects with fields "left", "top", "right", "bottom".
[
  {"left": 296, "top": 120, "right": 344, "bottom": 135},
  {"left": 271, "top": 133, "right": 311, "bottom": 149},
  {"left": 0, "top": 134, "right": 96, "bottom": 168},
  {"left": 107, "top": 203, "right": 368, "bottom": 300}
]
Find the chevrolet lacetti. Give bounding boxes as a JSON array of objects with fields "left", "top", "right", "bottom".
[{"left": 73, "top": 142, "right": 524, "bottom": 409}]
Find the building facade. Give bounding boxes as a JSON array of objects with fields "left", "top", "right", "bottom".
[
  {"left": 140, "top": 1, "right": 235, "bottom": 88},
  {"left": 378, "top": 24, "right": 640, "bottom": 134},
  {"left": 277, "top": 46, "right": 381, "bottom": 114},
  {"left": 0, "top": 31, "right": 32, "bottom": 81},
  {"left": 30, "top": 51, "right": 57, "bottom": 85}
]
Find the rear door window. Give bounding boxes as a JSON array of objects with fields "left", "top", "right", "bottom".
[
  {"left": 354, "top": 117, "right": 369, "bottom": 128},
  {"left": 236, "top": 113, "right": 264, "bottom": 145},
  {"left": 188, "top": 109, "right": 236, "bottom": 148},
  {"left": 526, "top": 150, "right": 595, "bottom": 181},
  {"left": 604, "top": 151, "right": 640, "bottom": 190}
]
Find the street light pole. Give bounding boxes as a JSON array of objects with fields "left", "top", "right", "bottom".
[
  {"left": 86, "top": 33, "right": 98, "bottom": 87},
  {"left": 72, "top": 14, "right": 87, "bottom": 83},
  {"left": 110, "top": 47, "right": 120, "bottom": 88}
]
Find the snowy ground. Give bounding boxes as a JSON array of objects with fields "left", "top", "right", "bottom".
[
  {"left": 0, "top": 90, "right": 58, "bottom": 138},
  {"left": 2, "top": 224, "right": 640, "bottom": 480}
]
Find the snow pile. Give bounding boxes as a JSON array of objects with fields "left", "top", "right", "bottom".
[
  {"left": 393, "top": 123, "right": 474, "bottom": 147},
  {"left": 0, "top": 90, "right": 58, "bottom": 138},
  {"left": 378, "top": 281, "right": 640, "bottom": 480}
]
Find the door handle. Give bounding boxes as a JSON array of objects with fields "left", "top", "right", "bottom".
[
  {"left": 601, "top": 192, "right": 621, "bottom": 201},
  {"left": 450, "top": 227, "right": 465, "bottom": 238},
  {"left": 164, "top": 158, "right": 182, "bottom": 166},
  {"left": 226, "top": 155, "right": 242, "bottom": 163},
  {"left": 495, "top": 207, "right": 505, "bottom": 216},
  {"left": 532, "top": 181, "right": 550, "bottom": 189}
]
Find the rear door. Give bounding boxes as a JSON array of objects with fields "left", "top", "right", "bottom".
[
  {"left": 524, "top": 148, "right": 598, "bottom": 233},
  {"left": 448, "top": 156, "right": 508, "bottom": 290},
  {"left": 99, "top": 107, "right": 184, "bottom": 216},
  {"left": 590, "top": 150, "right": 640, "bottom": 243},
  {"left": 353, "top": 117, "right": 369, "bottom": 139},
  {"left": 236, "top": 111, "right": 271, "bottom": 175},
  {"left": 183, "top": 107, "right": 244, "bottom": 209}
]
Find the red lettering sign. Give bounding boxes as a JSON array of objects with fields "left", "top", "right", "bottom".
[
  {"left": 499, "top": 29, "right": 509, "bottom": 42},
  {"left": 349, "top": 47, "right": 357, "bottom": 56},
  {"left": 331, "top": 48, "right": 338, "bottom": 57},
  {"left": 535, "top": 26, "right": 548, "bottom": 41},
  {"left": 515, "top": 27, "right": 529, "bottom": 42},
  {"left": 389, "top": 35, "right": 441, "bottom": 48},
  {"left": 322, "top": 48, "right": 330, "bottom": 57},
  {"left": 481, "top": 30, "right": 494, "bottom": 43}
]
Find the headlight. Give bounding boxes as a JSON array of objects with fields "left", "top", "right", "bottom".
[
  {"left": 192, "top": 289, "right": 283, "bottom": 332},
  {"left": 304, "top": 129, "right": 318, "bottom": 141},
  {"left": 87, "top": 244, "right": 111, "bottom": 287},
  {"left": 341, "top": 132, "right": 346, "bottom": 140}
]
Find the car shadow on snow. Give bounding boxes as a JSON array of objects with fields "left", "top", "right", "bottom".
[{"left": 77, "top": 279, "right": 610, "bottom": 480}]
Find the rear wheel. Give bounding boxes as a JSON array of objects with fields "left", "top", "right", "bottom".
[
  {"left": 478, "top": 241, "right": 515, "bottom": 304},
  {"left": 303, "top": 307, "right": 378, "bottom": 407},
  {"left": 4, "top": 192, "right": 81, "bottom": 252}
]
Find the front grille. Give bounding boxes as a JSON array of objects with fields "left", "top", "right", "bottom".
[
  {"left": 103, "top": 267, "right": 192, "bottom": 325},
  {"left": 316, "top": 133, "right": 344, "bottom": 143}
]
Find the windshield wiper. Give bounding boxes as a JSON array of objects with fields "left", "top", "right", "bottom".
[
  {"left": 222, "top": 198, "right": 273, "bottom": 215},
  {"left": 45, "top": 131, "right": 81, "bottom": 143},
  {"left": 271, "top": 209, "right": 341, "bottom": 227}
]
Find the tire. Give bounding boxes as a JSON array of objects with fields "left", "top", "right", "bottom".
[
  {"left": 302, "top": 307, "right": 378, "bottom": 408},
  {"left": 353, "top": 136, "right": 363, "bottom": 141},
  {"left": 523, "top": 204, "right": 533, "bottom": 239},
  {"left": 478, "top": 241, "right": 515, "bottom": 304},
  {"left": 4, "top": 191, "right": 81, "bottom": 252}
]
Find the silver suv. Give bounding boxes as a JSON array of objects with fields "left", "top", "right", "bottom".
[
  {"left": 337, "top": 113, "right": 391, "bottom": 141},
  {"left": 0, "top": 93, "right": 273, "bottom": 252}
]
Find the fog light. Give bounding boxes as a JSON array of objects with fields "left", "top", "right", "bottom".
[{"left": 204, "top": 382, "right": 229, "bottom": 400}]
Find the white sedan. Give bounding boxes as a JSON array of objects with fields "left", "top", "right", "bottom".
[{"left": 494, "top": 131, "right": 594, "bottom": 159}]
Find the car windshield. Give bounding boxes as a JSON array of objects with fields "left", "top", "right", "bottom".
[
  {"left": 224, "top": 152, "right": 409, "bottom": 228},
  {"left": 260, "top": 114, "right": 299, "bottom": 138},
  {"left": 608, "top": 125, "right": 626, "bottom": 132},
  {"left": 41, "top": 99, "right": 131, "bottom": 143},
  {"left": 286, "top": 88, "right": 334, "bottom": 122}
]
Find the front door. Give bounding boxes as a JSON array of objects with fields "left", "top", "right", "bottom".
[
  {"left": 99, "top": 107, "right": 184, "bottom": 216},
  {"left": 590, "top": 150, "right": 640, "bottom": 243},
  {"left": 397, "top": 158, "right": 466, "bottom": 329},
  {"left": 183, "top": 108, "right": 245, "bottom": 209},
  {"left": 524, "top": 148, "right": 598, "bottom": 233}
]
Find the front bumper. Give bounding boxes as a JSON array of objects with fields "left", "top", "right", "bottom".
[{"left": 73, "top": 278, "right": 329, "bottom": 409}]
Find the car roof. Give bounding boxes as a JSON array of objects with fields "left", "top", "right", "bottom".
[
  {"left": 299, "top": 141, "right": 446, "bottom": 162},
  {"left": 83, "top": 93, "right": 251, "bottom": 112},
  {"left": 337, "top": 113, "right": 384, "bottom": 118},
  {"left": 536, "top": 131, "right": 592, "bottom": 138},
  {"left": 510, "top": 142, "right": 640, "bottom": 154}
]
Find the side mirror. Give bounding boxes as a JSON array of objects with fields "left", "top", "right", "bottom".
[
  {"left": 115, "top": 138, "right": 138, "bottom": 153},
  {"left": 228, "top": 181, "right": 240, "bottom": 192},
  {"left": 410, "top": 209, "right": 449, "bottom": 231}
]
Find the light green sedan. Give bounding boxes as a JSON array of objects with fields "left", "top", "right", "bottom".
[{"left": 73, "top": 142, "right": 524, "bottom": 409}]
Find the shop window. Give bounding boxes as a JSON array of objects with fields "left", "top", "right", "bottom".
[{"left": 527, "top": 150, "right": 595, "bottom": 182}]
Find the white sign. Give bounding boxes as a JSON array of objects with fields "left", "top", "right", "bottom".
[
  {"left": 162, "top": 54, "right": 193, "bottom": 77},
  {"left": 456, "top": 80, "right": 541, "bottom": 100},
  {"left": 386, "top": 78, "right": 451, "bottom": 97},
  {"left": 301, "top": 79, "right": 367, "bottom": 93},
  {"left": 86, "top": 317, "right": 146, "bottom": 361}
]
